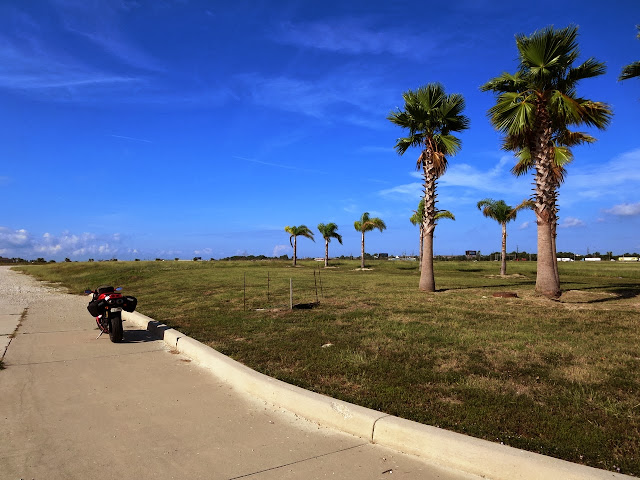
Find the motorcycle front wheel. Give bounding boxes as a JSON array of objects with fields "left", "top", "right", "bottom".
[{"left": 109, "top": 311, "right": 124, "bottom": 343}]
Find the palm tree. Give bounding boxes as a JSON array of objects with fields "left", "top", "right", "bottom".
[
  {"left": 388, "top": 83, "right": 469, "bottom": 292},
  {"left": 481, "top": 25, "right": 612, "bottom": 297},
  {"left": 619, "top": 25, "right": 640, "bottom": 81},
  {"left": 353, "top": 212, "right": 386, "bottom": 269},
  {"left": 410, "top": 200, "right": 455, "bottom": 271},
  {"left": 284, "top": 225, "right": 314, "bottom": 266},
  {"left": 317, "top": 223, "right": 342, "bottom": 267},
  {"left": 477, "top": 198, "right": 533, "bottom": 276}
]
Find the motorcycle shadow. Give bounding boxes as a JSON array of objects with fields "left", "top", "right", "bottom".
[{"left": 121, "top": 328, "right": 158, "bottom": 344}]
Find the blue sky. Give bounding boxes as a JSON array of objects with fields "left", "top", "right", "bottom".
[{"left": 1, "top": 0, "right": 639, "bottom": 261}]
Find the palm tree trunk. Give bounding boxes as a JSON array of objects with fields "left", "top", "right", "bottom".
[
  {"left": 501, "top": 222, "right": 507, "bottom": 276},
  {"left": 360, "top": 231, "right": 365, "bottom": 269},
  {"left": 420, "top": 228, "right": 435, "bottom": 291},
  {"left": 533, "top": 97, "right": 561, "bottom": 297},
  {"left": 418, "top": 224, "right": 424, "bottom": 272},
  {"left": 551, "top": 188, "right": 559, "bottom": 285},
  {"left": 293, "top": 236, "right": 297, "bottom": 266},
  {"left": 324, "top": 239, "right": 329, "bottom": 267},
  {"left": 419, "top": 159, "right": 437, "bottom": 292}
]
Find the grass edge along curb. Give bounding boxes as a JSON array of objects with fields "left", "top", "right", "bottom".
[{"left": 123, "top": 310, "right": 633, "bottom": 480}]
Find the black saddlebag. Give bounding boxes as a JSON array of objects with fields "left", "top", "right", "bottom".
[
  {"left": 122, "top": 296, "right": 137, "bottom": 312},
  {"left": 87, "top": 300, "right": 104, "bottom": 317}
]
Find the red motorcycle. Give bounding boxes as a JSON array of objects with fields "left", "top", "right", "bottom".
[{"left": 86, "top": 285, "right": 137, "bottom": 343}]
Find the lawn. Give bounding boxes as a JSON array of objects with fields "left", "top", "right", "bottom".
[{"left": 14, "top": 259, "right": 640, "bottom": 475}]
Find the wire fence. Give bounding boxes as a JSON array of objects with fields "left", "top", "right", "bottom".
[{"left": 241, "top": 268, "right": 325, "bottom": 311}]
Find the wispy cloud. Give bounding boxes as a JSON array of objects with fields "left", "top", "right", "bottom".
[
  {"left": 559, "top": 217, "right": 586, "bottom": 229},
  {"left": 233, "top": 68, "right": 394, "bottom": 125},
  {"left": 273, "top": 19, "right": 436, "bottom": 60},
  {"left": 379, "top": 155, "right": 530, "bottom": 201},
  {"left": 0, "top": 5, "right": 144, "bottom": 97},
  {"left": 358, "top": 145, "right": 396, "bottom": 155},
  {"left": 52, "top": 0, "right": 164, "bottom": 72},
  {"left": 603, "top": 202, "right": 640, "bottom": 216},
  {"left": 561, "top": 148, "right": 640, "bottom": 202},
  {"left": 0, "top": 36, "right": 141, "bottom": 92}
]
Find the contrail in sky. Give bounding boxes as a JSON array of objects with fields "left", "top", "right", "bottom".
[
  {"left": 233, "top": 155, "right": 327, "bottom": 175},
  {"left": 109, "top": 134, "right": 152, "bottom": 143}
]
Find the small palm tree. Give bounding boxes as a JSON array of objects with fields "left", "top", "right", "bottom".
[
  {"left": 477, "top": 198, "right": 533, "bottom": 276},
  {"left": 354, "top": 212, "right": 386, "bottom": 269},
  {"left": 388, "top": 83, "right": 469, "bottom": 292},
  {"left": 410, "top": 200, "right": 455, "bottom": 271},
  {"left": 317, "top": 223, "right": 343, "bottom": 267},
  {"left": 619, "top": 25, "right": 640, "bottom": 81},
  {"left": 284, "top": 225, "right": 314, "bottom": 266}
]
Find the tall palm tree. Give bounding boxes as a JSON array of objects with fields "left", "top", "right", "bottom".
[
  {"left": 619, "top": 25, "right": 640, "bottom": 81},
  {"left": 477, "top": 198, "right": 533, "bottom": 276},
  {"left": 481, "top": 25, "right": 612, "bottom": 297},
  {"left": 354, "top": 212, "right": 386, "bottom": 269},
  {"left": 317, "top": 222, "right": 342, "bottom": 267},
  {"left": 410, "top": 200, "right": 455, "bottom": 271},
  {"left": 388, "top": 83, "right": 469, "bottom": 292},
  {"left": 284, "top": 225, "right": 314, "bottom": 266}
]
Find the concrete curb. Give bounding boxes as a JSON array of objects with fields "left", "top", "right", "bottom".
[{"left": 123, "top": 310, "right": 632, "bottom": 480}]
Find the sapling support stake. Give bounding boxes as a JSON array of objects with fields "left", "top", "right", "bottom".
[
  {"left": 290, "top": 278, "right": 293, "bottom": 310},
  {"left": 314, "top": 269, "right": 318, "bottom": 303}
]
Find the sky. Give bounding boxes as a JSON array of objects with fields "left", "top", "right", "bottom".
[{"left": 1, "top": 0, "right": 639, "bottom": 261}]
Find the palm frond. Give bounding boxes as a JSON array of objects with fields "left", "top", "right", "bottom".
[
  {"left": 619, "top": 61, "right": 640, "bottom": 81},
  {"left": 389, "top": 83, "right": 468, "bottom": 164},
  {"left": 434, "top": 210, "right": 455, "bottom": 222}
]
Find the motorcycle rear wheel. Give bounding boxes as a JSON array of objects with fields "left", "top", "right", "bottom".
[{"left": 109, "top": 312, "right": 124, "bottom": 343}]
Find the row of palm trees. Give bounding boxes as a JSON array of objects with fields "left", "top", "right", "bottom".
[
  {"left": 285, "top": 25, "right": 637, "bottom": 297},
  {"left": 285, "top": 212, "right": 386, "bottom": 269},
  {"left": 388, "top": 24, "right": 638, "bottom": 297},
  {"left": 286, "top": 196, "right": 529, "bottom": 277}
]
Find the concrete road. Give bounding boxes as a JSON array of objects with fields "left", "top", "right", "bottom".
[{"left": 0, "top": 268, "right": 475, "bottom": 480}]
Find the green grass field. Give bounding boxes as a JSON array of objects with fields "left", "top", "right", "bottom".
[{"left": 14, "top": 259, "right": 640, "bottom": 475}]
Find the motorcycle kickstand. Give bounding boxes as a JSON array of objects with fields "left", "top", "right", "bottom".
[{"left": 95, "top": 316, "right": 106, "bottom": 339}]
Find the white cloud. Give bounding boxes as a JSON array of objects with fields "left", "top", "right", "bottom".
[
  {"left": 0, "top": 227, "right": 122, "bottom": 259},
  {"left": 603, "top": 202, "right": 640, "bottom": 216},
  {"left": 273, "top": 244, "right": 289, "bottom": 257},
  {"left": 0, "top": 227, "right": 31, "bottom": 247},
  {"left": 380, "top": 155, "right": 530, "bottom": 201},
  {"left": 561, "top": 148, "right": 640, "bottom": 203},
  {"left": 519, "top": 221, "right": 531, "bottom": 230},
  {"left": 194, "top": 247, "right": 213, "bottom": 255},
  {"left": 559, "top": 217, "right": 586, "bottom": 229}
]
